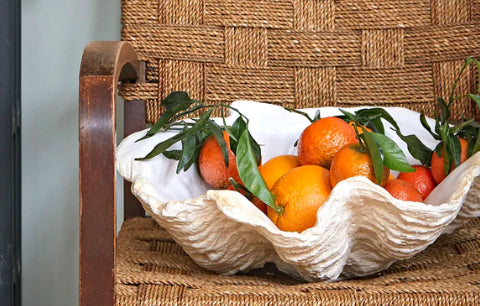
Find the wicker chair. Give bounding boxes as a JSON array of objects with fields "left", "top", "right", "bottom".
[{"left": 79, "top": 1, "right": 480, "bottom": 305}]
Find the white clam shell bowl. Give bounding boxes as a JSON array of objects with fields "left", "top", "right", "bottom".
[{"left": 116, "top": 101, "right": 480, "bottom": 282}]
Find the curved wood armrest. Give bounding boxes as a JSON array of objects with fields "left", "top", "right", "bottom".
[{"left": 79, "top": 41, "right": 143, "bottom": 306}]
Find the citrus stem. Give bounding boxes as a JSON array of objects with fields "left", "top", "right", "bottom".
[
  {"left": 284, "top": 107, "right": 315, "bottom": 123},
  {"left": 449, "top": 57, "right": 474, "bottom": 104},
  {"left": 273, "top": 204, "right": 284, "bottom": 215},
  {"left": 216, "top": 103, "right": 251, "bottom": 125},
  {"left": 352, "top": 122, "right": 367, "bottom": 150}
]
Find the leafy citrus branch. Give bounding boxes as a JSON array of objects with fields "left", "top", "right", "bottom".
[
  {"left": 135, "top": 91, "right": 280, "bottom": 212},
  {"left": 412, "top": 56, "right": 480, "bottom": 175}
]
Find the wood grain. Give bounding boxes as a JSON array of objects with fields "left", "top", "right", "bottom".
[
  {"left": 79, "top": 41, "right": 143, "bottom": 306},
  {"left": 124, "top": 99, "right": 146, "bottom": 219}
]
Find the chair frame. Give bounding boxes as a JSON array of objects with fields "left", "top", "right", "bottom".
[{"left": 79, "top": 41, "right": 145, "bottom": 306}]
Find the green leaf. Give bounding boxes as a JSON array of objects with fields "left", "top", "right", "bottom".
[
  {"left": 136, "top": 91, "right": 196, "bottom": 142},
  {"left": 161, "top": 91, "right": 196, "bottom": 114},
  {"left": 420, "top": 111, "right": 439, "bottom": 140},
  {"left": 222, "top": 115, "right": 237, "bottom": 143},
  {"left": 229, "top": 116, "right": 248, "bottom": 153},
  {"left": 469, "top": 94, "right": 480, "bottom": 109},
  {"left": 434, "top": 113, "right": 441, "bottom": 135},
  {"left": 176, "top": 133, "right": 198, "bottom": 173},
  {"left": 228, "top": 177, "right": 245, "bottom": 193},
  {"left": 442, "top": 141, "right": 451, "bottom": 176},
  {"left": 137, "top": 132, "right": 185, "bottom": 161},
  {"left": 394, "top": 130, "right": 433, "bottom": 166},
  {"left": 136, "top": 112, "right": 175, "bottom": 142},
  {"left": 352, "top": 108, "right": 400, "bottom": 135},
  {"left": 355, "top": 109, "right": 382, "bottom": 123},
  {"left": 249, "top": 132, "right": 262, "bottom": 165},
  {"left": 437, "top": 125, "right": 451, "bottom": 176},
  {"left": 207, "top": 120, "right": 229, "bottom": 167},
  {"left": 361, "top": 128, "right": 385, "bottom": 185},
  {"left": 358, "top": 108, "right": 400, "bottom": 130},
  {"left": 370, "top": 118, "right": 385, "bottom": 134},
  {"left": 451, "top": 119, "right": 475, "bottom": 135},
  {"left": 449, "top": 136, "right": 462, "bottom": 167},
  {"left": 236, "top": 130, "right": 278, "bottom": 212},
  {"left": 183, "top": 144, "right": 200, "bottom": 172},
  {"left": 163, "top": 150, "right": 182, "bottom": 160},
  {"left": 338, "top": 109, "right": 356, "bottom": 122},
  {"left": 437, "top": 97, "right": 450, "bottom": 123},
  {"left": 168, "top": 104, "right": 205, "bottom": 123},
  {"left": 370, "top": 132, "right": 415, "bottom": 172},
  {"left": 228, "top": 178, "right": 255, "bottom": 198},
  {"left": 434, "top": 142, "right": 442, "bottom": 157},
  {"left": 473, "top": 128, "right": 480, "bottom": 156},
  {"left": 465, "top": 56, "right": 475, "bottom": 67},
  {"left": 463, "top": 129, "right": 476, "bottom": 157},
  {"left": 448, "top": 57, "right": 474, "bottom": 104},
  {"left": 136, "top": 108, "right": 213, "bottom": 160}
]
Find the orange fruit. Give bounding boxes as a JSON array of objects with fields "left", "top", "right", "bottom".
[
  {"left": 430, "top": 137, "right": 468, "bottom": 184},
  {"left": 298, "top": 117, "right": 358, "bottom": 168},
  {"left": 329, "top": 143, "right": 390, "bottom": 187},
  {"left": 227, "top": 185, "right": 267, "bottom": 214},
  {"left": 198, "top": 131, "right": 240, "bottom": 189},
  {"left": 268, "top": 165, "right": 332, "bottom": 232},
  {"left": 259, "top": 155, "right": 301, "bottom": 189},
  {"left": 397, "top": 165, "right": 437, "bottom": 200},
  {"left": 384, "top": 179, "right": 423, "bottom": 202}
]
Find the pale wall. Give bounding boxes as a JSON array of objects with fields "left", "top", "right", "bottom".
[{"left": 22, "top": 1, "right": 122, "bottom": 305}]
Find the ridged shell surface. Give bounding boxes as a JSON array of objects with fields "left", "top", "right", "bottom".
[{"left": 116, "top": 101, "right": 480, "bottom": 281}]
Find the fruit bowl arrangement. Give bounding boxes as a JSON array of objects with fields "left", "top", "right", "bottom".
[{"left": 117, "top": 95, "right": 480, "bottom": 281}]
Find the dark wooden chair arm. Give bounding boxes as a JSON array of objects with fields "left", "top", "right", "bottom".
[{"left": 79, "top": 41, "right": 144, "bottom": 306}]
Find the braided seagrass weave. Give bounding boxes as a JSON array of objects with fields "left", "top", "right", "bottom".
[
  {"left": 120, "top": 0, "right": 480, "bottom": 122},
  {"left": 116, "top": 217, "right": 480, "bottom": 305},
  {"left": 117, "top": 0, "right": 480, "bottom": 304}
]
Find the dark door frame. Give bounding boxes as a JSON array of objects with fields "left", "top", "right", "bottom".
[{"left": 0, "top": 0, "right": 21, "bottom": 305}]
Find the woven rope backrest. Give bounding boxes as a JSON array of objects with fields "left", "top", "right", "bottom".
[{"left": 120, "top": 0, "right": 480, "bottom": 124}]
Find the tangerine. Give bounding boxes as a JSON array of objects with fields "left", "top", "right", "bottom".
[
  {"left": 268, "top": 165, "right": 332, "bottom": 232},
  {"left": 259, "top": 155, "right": 301, "bottom": 190},
  {"left": 329, "top": 143, "right": 390, "bottom": 187},
  {"left": 298, "top": 117, "right": 358, "bottom": 168},
  {"left": 198, "top": 131, "right": 240, "bottom": 189},
  {"left": 384, "top": 179, "right": 423, "bottom": 202},
  {"left": 397, "top": 165, "right": 436, "bottom": 200},
  {"left": 430, "top": 137, "right": 468, "bottom": 184}
]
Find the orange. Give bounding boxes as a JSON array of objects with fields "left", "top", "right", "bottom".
[
  {"left": 298, "top": 117, "right": 358, "bottom": 168},
  {"left": 227, "top": 185, "right": 267, "bottom": 214},
  {"left": 430, "top": 137, "right": 468, "bottom": 184},
  {"left": 198, "top": 131, "right": 240, "bottom": 189},
  {"left": 384, "top": 179, "right": 423, "bottom": 202},
  {"left": 397, "top": 165, "right": 437, "bottom": 200},
  {"left": 259, "top": 155, "right": 301, "bottom": 189},
  {"left": 329, "top": 143, "right": 390, "bottom": 187},
  {"left": 268, "top": 165, "right": 332, "bottom": 232}
]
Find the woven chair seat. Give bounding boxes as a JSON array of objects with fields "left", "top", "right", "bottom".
[{"left": 116, "top": 217, "right": 480, "bottom": 305}]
